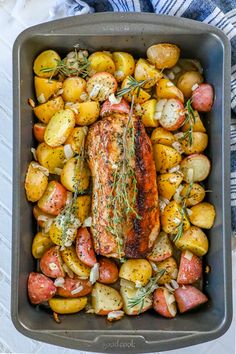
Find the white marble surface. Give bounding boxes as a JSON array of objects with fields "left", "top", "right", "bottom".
[{"left": 0, "top": 1, "right": 235, "bottom": 353}]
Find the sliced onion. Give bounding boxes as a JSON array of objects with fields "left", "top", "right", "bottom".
[
  {"left": 89, "top": 263, "right": 100, "bottom": 284},
  {"left": 86, "top": 308, "right": 95, "bottom": 314},
  {"left": 184, "top": 250, "right": 193, "bottom": 261},
  {"left": 37, "top": 93, "right": 46, "bottom": 104},
  {"left": 49, "top": 262, "right": 58, "bottom": 271},
  {"left": 166, "top": 81, "right": 174, "bottom": 87},
  {"left": 191, "top": 83, "right": 199, "bottom": 91},
  {"left": 172, "top": 141, "right": 184, "bottom": 154},
  {"left": 107, "top": 310, "right": 125, "bottom": 322},
  {"left": 83, "top": 216, "right": 92, "bottom": 227},
  {"left": 37, "top": 215, "right": 49, "bottom": 222},
  {"left": 186, "top": 208, "right": 193, "bottom": 216},
  {"left": 168, "top": 165, "right": 180, "bottom": 173},
  {"left": 172, "top": 66, "right": 181, "bottom": 74},
  {"left": 108, "top": 93, "right": 122, "bottom": 104},
  {"left": 114, "top": 70, "right": 124, "bottom": 80},
  {"left": 54, "top": 277, "right": 65, "bottom": 287},
  {"left": 159, "top": 196, "right": 170, "bottom": 205},
  {"left": 174, "top": 132, "right": 184, "bottom": 140},
  {"left": 31, "top": 148, "right": 38, "bottom": 161},
  {"left": 170, "top": 279, "right": 179, "bottom": 289},
  {"left": 135, "top": 280, "right": 142, "bottom": 288},
  {"left": 66, "top": 191, "right": 73, "bottom": 205},
  {"left": 89, "top": 84, "right": 101, "bottom": 99},
  {"left": 167, "top": 71, "right": 175, "bottom": 80},
  {"left": 173, "top": 184, "right": 184, "bottom": 203},
  {"left": 154, "top": 111, "right": 162, "bottom": 120},
  {"left": 71, "top": 286, "right": 83, "bottom": 295},
  {"left": 54, "top": 167, "right": 62, "bottom": 175},
  {"left": 31, "top": 162, "right": 49, "bottom": 176},
  {"left": 64, "top": 144, "right": 74, "bottom": 160},
  {"left": 28, "top": 98, "right": 35, "bottom": 108},
  {"left": 120, "top": 278, "right": 135, "bottom": 289},
  {"left": 63, "top": 264, "right": 74, "bottom": 278},
  {"left": 44, "top": 218, "right": 54, "bottom": 233},
  {"left": 57, "top": 88, "right": 64, "bottom": 96},
  {"left": 164, "top": 283, "right": 175, "bottom": 292},
  {"left": 150, "top": 261, "right": 159, "bottom": 273},
  {"left": 166, "top": 293, "right": 176, "bottom": 305},
  {"left": 80, "top": 92, "right": 88, "bottom": 101}
]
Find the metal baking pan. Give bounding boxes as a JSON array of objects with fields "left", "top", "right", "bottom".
[{"left": 12, "top": 13, "right": 232, "bottom": 353}]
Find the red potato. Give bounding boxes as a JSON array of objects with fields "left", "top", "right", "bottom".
[
  {"left": 75, "top": 228, "right": 97, "bottom": 267},
  {"left": 174, "top": 285, "right": 208, "bottom": 313},
  {"left": 191, "top": 83, "right": 214, "bottom": 112},
  {"left": 40, "top": 246, "right": 65, "bottom": 278},
  {"left": 28, "top": 272, "right": 56, "bottom": 304},
  {"left": 33, "top": 123, "right": 46, "bottom": 143},
  {"left": 56, "top": 277, "right": 92, "bottom": 298},
  {"left": 98, "top": 257, "right": 119, "bottom": 284},
  {"left": 156, "top": 98, "right": 185, "bottom": 131},
  {"left": 177, "top": 250, "right": 202, "bottom": 285},
  {"left": 38, "top": 180, "right": 67, "bottom": 216},
  {"left": 33, "top": 205, "right": 54, "bottom": 228},
  {"left": 153, "top": 287, "right": 177, "bottom": 318},
  {"left": 100, "top": 97, "right": 130, "bottom": 117}
]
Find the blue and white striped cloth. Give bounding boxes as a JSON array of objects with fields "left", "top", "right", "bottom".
[{"left": 50, "top": 0, "right": 236, "bottom": 236}]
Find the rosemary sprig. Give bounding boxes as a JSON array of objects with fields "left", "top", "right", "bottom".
[
  {"left": 116, "top": 76, "right": 149, "bottom": 98},
  {"left": 127, "top": 269, "right": 166, "bottom": 314},
  {"left": 178, "top": 99, "right": 196, "bottom": 146}
]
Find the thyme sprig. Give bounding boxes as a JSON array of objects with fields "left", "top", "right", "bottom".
[
  {"left": 178, "top": 99, "right": 196, "bottom": 146},
  {"left": 127, "top": 269, "right": 166, "bottom": 314},
  {"left": 116, "top": 76, "right": 149, "bottom": 98}
]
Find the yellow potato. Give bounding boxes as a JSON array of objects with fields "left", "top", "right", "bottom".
[
  {"left": 61, "top": 246, "right": 90, "bottom": 277},
  {"left": 34, "top": 76, "right": 62, "bottom": 103},
  {"left": 153, "top": 144, "right": 182, "bottom": 172},
  {"left": 65, "top": 127, "right": 88, "bottom": 154},
  {"left": 134, "top": 58, "right": 162, "bottom": 88},
  {"left": 62, "top": 77, "right": 87, "bottom": 102},
  {"left": 31, "top": 231, "right": 54, "bottom": 259},
  {"left": 33, "top": 96, "right": 64, "bottom": 124},
  {"left": 141, "top": 99, "right": 159, "bottom": 127},
  {"left": 181, "top": 110, "right": 206, "bottom": 133},
  {"left": 151, "top": 127, "right": 175, "bottom": 146},
  {"left": 189, "top": 202, "right": 216, "bottom": 229},
  {"left": 49, "top": 221, "right": 77, "bottom": 246},
  {"left": 179, "top": 132, "right": 208, "bottom": 155},
  {"left": 25, "top": 162, "right": 48, "bottom": 202},
  {"left": 44, "top": 109, "right": 75, "bottom": 147},
  {"left": 147, "top": 231, "right": 173, "bottom": 262},
  {"left": 177, "top": 71, "right": 203, "bottom": 98},
  {"left": 88, "top": 51, "right": 115, "bottom": 74},
  {"left": 156, "top": 257, "right": 178, "bottom": 284},
  {"left": 33, "top": 50, "right": 60, "bottom": 78},
  {"left": 121, "top": 76, "right": 151, "bottom": 104},
  {"left": 92, "top": 282, "right": 123, "bottom": 315},
  {"left": 180, "top": 183, "right": 205, "bottom": 206},
  {"left": 156, "top": 78, "right": 184, "bottom": 102},
  {"left": 161, "top": 201, "right": 190, "bottom": 234},
  {"left": 60, "top": 157, "right": 90, "bottom": 193},
  {"left": 113, "top": 52, "right": 135, "bottom": 82},
  {"left": 65, "top": 101, "right": 100, "bottom": 126},
  {"left": 74, "top": 195, "right": 91, "bottom": 223},
  {"left": 175, "top": 226, "right": 209, "bottom": 256},
  {"left": 157, "top": 172, "right": 183, "bottom": 200},
  {"left": 48, "top": 297, "right": 87, "bottom": 314},
  {"left": 147, "top": 43, "right": 180, "bottom": 69},
  {"left": 119, "top": 259, "right": 152, "bottom": 286},
  {"left": 120, "top": 282, "right": 152, "bottom": 315},
  {"left": 36, "top": 143, "right": 65, "bottom": 174}
]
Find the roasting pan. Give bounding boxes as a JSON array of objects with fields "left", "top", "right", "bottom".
[{"left": 12, "top": 13, "right": 232, "bottom": 353}]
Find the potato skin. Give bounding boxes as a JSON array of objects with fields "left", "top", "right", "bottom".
[
  {"left": 174, "top": 285, "right": 208, "bottom": 313},
  {"left": 175, "top": 226, "right": 209, "bottom": 256},
  {"left": 189, "top": 202, "right": 216, "bottom": 229},
  {"left": 48, "top": 297, "right": 87, "bottom": 314},
  {"left": 180, "top": 132, "right": 208, "bottom": 155},
  {"left": 151, "top": 127, "right": 175, "bottom": 146},
  {"left": 134, "top": 58, "right": 162, "bottom": 88},
  {"left": 177, "top": 251, "right": 202, "bottom": 284},
  {"left": 88, "top": 51, "right": 115, "bottom": 74},
  {"left": 32, "top": 231, "right": 54, "bottom": 259},
  {"left": 62, "top": 77, "right": 87, "bottom": 102},
  {"left": 34, "top": 96, "right": 64, "bottom": 124},
  {"left": 161, "top": 201, "right": 190, "bottom": 234},
  {"left": 177, "top": 71, "right": 203, "bottom": 98},
  {"left": 156, "top": 256, "right": 178, "bottom": 284},
  {"left": 147, "top": 43, "right": 180, "bottom": 69},
  {"left": 157, "top": 172, "right": 183, "bottom": 200},
  {"left": 33, "top": 123, "right": 46, "bottom": 143},
  {"left": 33, "top": 50, "right": 60, "bottom": 78},
  {"left": 147, "top": 231, "right": 173, "bottom": 262},
  {"left": 60, "top": 157, "right": 90, "bottom": 193},
  {"left": 91, "top": 282, "right": 123, "bottom": 315},
  {"left": 25, "top": 162, "right": 48, "bottom": 202},
  {"left": 34, "top": 76, "right": 62, "bottom": 103},
  {"left": 180, "top": 183, "right": 205, "bottom": 207},
  {"left": 153, "top": 288, "right": 177, "bottom": 318},
  {"left": 75, "top": 228, "right": 97, "bottom": 267},
  {"left": 65, "top": 101, "right": 100, "bottom": 126},
  {"left": 28, "top": 272, "right": 56, "bottom": 304},
  {"left": 153, "top": 144, "right": 182, "bottom": 172},
  {"left": 98, "top": 257, "right": 119, "bottom": 284},
  {"left": 119, "top": 259, "right": 152, "bottom": 286},
  {"left": 36, "top": 143, "right": 65, "bottom": 174},
  {"left": 191, "top": 83, "right": 214, "bottom": 112},
  {"left": 61, "top": 246, "right": 91, "bottom": 278},
  {"left": 156, "top": 78, "right": 184, "bottom": 102},
  {"left": 40, "top": 246, "right": 65, "bottom": 278},
  {"left": 100, "top": 98, "right": 130, "bottom": 117},
  {"left": 180, "top": 154, "right": 211, "bottom": 183},
  {"left": 33, "top": 205, "right": 54, "bottom": 228},
  {"left": 113, "top": 52, "right": 135, "bottom": 82},
  {"left": 56, "top": 277, "right": 92, "bottom": 298},
  {"left": 38, "top": 180, "right": 67, "bottom": 216}
]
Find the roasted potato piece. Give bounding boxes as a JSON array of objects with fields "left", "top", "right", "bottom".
[
  {"left": 75, "top": 228, "right": 97, "bottom": 267},
  {"left": 180, "top": 154, "right": 211, "bottom": 183},
  {"left": 161, "top": 201, "right": 190, "bottom": 234},
  {"left": 191, "top": 83, "right": 214, "bottom": 112},
  {"left": 48, "top": 297, "right": 87, "bottom": 314},
  {"left": 92, "top": 282, "right": 123, "bottom": 315},
  {"left": 61, "top": 246, "right": 90, "bottom": 278},
  {"left": 98, "top": 257, "right": 119, "bottom": 284},
  {"left": 113, "top": 52, "right": 135, "bottom": 82},
  {"left": 179, "top": 132, "right": 208, "bottom": 155},
  {"left": 147, "top": 43, "right": 180, "bottom": 69},
  {"left": 155, "top": 98, "right": 185, "bottom": 131},
  {"left": 147, "top": 231, "right": 173, "bottom": 262},
  {"left": 153, "top": 287, "right": 177, "bottom": 318},
  {"left": 25, "top": 162, "right": 48, "bottom": 202},
  {"left": 174, "top": 226, "right": 209, "bottom": 256},
  {"left": 28, "top": 272, "right": 56, "bottom": 304},
  {"left": 33, "top": 50, "right": 60, "bottom": 78},
  {"left": 134, "top": 58, "right": 162, "bottom": 88},
  {"left": 34, "top": 76, "right": 62, "bottom": 103},
  {"left": 177, "top": 250, "right": 202, "bottom": 285},
  {"left": 60, "top": 157, "right": 90, "bottom": 193},
  {"left": 156, "top": 78, "right": 184, "bottom": 102},
  {"left": 181, "top": 110, "right": 206, "bottom": 133},
  {"left": 62, "top": 77, "right": 87, "bottom": 102},
  {"left": 44, "top": 109, "right": 75, "bottom": 147},
  {"left": 34, "top": 96, "right": 64, "bottom": 124},
  {"left": 151, "top": 127, "right": 175, "bottom": 146},
  {"left": 180, "top": 183, "right": 205, "bottom": 206},
  {"left": 119, "top": 259, "right": 152, "bottom": 286},
  {"left": 33, "top": 123, "right": 46, "bottom": 143},
  {"left": 121, "top": 76, "right": 151, "bottom": 104},
  {"left": 65, "top": 127, "right": 88, "bottom": 154},
  {"left": 86, "top": 72, "right": 117, "bottom": 101},
  {"left": 49, "top": 221, "right": 77, "bottom": 246},
  {"left": 74, "top": 195, "right": 91, "bottom": 223},
  {"left": 189, "top": 202, "right": 216, "bottom": 229},
  {"left": 56, "top": 277, "right": 92, "bottom": 298},
  {"left": 101, "top": 97, "right": 130, "bottom": 117},
  {"left": 33, "top": 205, "right": 55, "bottom": 228},
  {"left": 38, "top": 180, "right": 67, "bottom": 216},
  {"left": 120, "top": 282, "right": 152, "bottom": 315},
  {"left": 141, "top": 99, "right": 159, "bottom": 127},
  {"left": 153, "top": 144, "right": 182, "bottom": 172},
  {"left": 65, "top": 101, "right": 100, "bottom": 126},
  {"left": 40, "top": 245, "right": 65, "bottom": 278},
  {"left": 157, "top": 172, "right": 183, "bottom": 200},
  {"left": 36, "top": 143, "right": 65, "bottom": 174},
  {"left": 88, "top": 51, "right": 115, "bottom": 74},
  {"left": 174, "top": 285, "right": 208, "bottom": 313},
  {"left": 177, "top": 71, "right": 203, "bottom": 98},
  {"left": 156, "top": 256, "right": 178, "bottom": 284},
  {"left": 32, "top": 231, "right": 54, "bottom": 259}
]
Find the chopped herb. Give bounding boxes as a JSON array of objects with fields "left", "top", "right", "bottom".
[{"left": 116, "top": 76, "right": 149, "bottom": 98}]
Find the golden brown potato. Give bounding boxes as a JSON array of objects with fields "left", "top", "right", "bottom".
[
  {"left": 121, "top": 76, "right": 150, "bottom": 104},
  {"left": 65, "top": 101, "right": 100, "bottom": 126},
  {"left": 175, "top": 226, "right": 209, "bottom": 256},
  {"left": 180, "top": 154, "right": 211, "bottom": 183},
  {"left": 147, "top": 231, "right": 173, "bottom": 262},
  {"left": 181, "top": 110, "right": 206, "bottom": 133},
  {"left": 48, "top": 297, "right": 87, "bottom": 314},
  {"left": 156, "top": 257, "right": 178, "bottom": 284},
  {"left": 141, "top": 99, "right": 159, "bottom": 127},
  {"left": 32, "top": 231, "right": 54, "bottom": 259},
  {"left": 34, "top": 77, "right": 62, "bottom": 103},
  {"left": 161, "top": 201, "right": 190, "bottom": 234},
  {"left": 177, "top": 71, "right": 203, "bottom": 98},
  {"left": 49, "top": 222, "right": 77, "bottom": 246},
  {"left": 157, "top": 172, "right": 183, "bottom": 200},
  {"left": 36, "top": 143, "right": 65, "bottom": 174},
  {"left": 147, "top": 43, "right": 180, "bottom": 69},
  {"left": 179, "top": 132, "right": 208, "bottom": 155},
  {"left": 33, "top": 96, "right": 64, "bottom": 124},
  {"left": 189, "top": 202, "right": 216, "bottom": 229},
  {"left": 61, "top": 246, "right": 90, "bottom": 277},
  {"left": 151, "top": 127, "right": 175, "bottom": 146},
  {"left": 25, "top": 162, "right": 48, "bottom": 202},
  {"left": 134, "top": 58, "right": 162, "bottom": 88},
  {"left": 113, "top": 52, "right": 135, "bottom": 82},
  {"left": 88, "top": 51, "right": 115, "bottom": 74},
  {"left": 86, "top": 72, "right": 117, "bottom": 101},
  {"left": 180, "top": 183, "right": 205, "bottom": 206},
  {"left": 74, "top": 195, "right": 91, "bottom": 223},
  {"left": 153, "top": 144, "right": 182, "bottom": 172},
  {"left": 92, "top": 282, "right": 123, "bottom": 315},
  {"left": 65, "top": 127, "right": 88, "bottom": 154},
  {"left": 119, "top": 259, "right": 152, "bottom": 287},
  {"left": 62, "top": 77, "right": 87, "bottom": 102},
  {"left": 37, "top": 180, "right": 67, "bottom": 216},
  {"left": 33, "top": 50, "right": 60, "bottom": 78},
  {"left": 60, "top": 157, "right": 90, "bottom": 193},
  {"left": 120, "top": 282, "right": 152, "bottom": 315},
  {"left": 156, "top": 78, "right": 184, "bottom": 102},
  {"left": 44, "top": 109, "right": 75, "bottom": 147}
]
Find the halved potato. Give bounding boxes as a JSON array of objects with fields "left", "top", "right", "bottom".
[
  {"left": 48, "top": 297, "right": 87, "bottom": 314},
  {"left": 120, "top": 281, "right": 152, "bottom": 315},
  {"left": 189, "top": 202, "right": 216, "bottom": 229},
  {"left": 174, "top": 226, "right": 209, "bottom": 256},
  {"left": 147, "top": 231, "right": 173, "bottom": 262},
  {"left": 34, "top": 76, "right": 62, "bottom": 103},
  {"left": 156, "top": 257, "right": 178, "bottom": 284},
  {"left": 65, "top": 101, "right": 100, "bottom": 126},
  {"left": 141, "top": 99, "right": 159, "bottom": 127},
  {"left": 121, "top": 76, "right": 151, "bottom": 104},
  {"left": 151, "top": 127, "right": 175, "bottom": 146},
  {"left": 86, "top": 72, "right": 117, "bottom": 101},
  {"left": 36, "top": 143, "right": 65, "bottom": 174},
  {"left": 161, "top": 201, "right": 190, "bottom": 234},
  {"left": 91, "top": 282, "right": 123, "bottom": 315},
  {"left": 38, "top": 180, "right": 67, "bottom": 216},
  {"left": 74, "top": 195, "right": 91, "bottom": 223},
  {"left": 153, "top": 144, "right": 182, "bottom": 172},
  {"left": 33, "top": 96, "right": 64, "bottom": 124},
  {"left": 62, "top": 77, "right": 87, "bottom": 102},
  {"left": 180, "top": 154, "right": 211, "bottom": 182},
  {"left": 60, "top": 157, "right": 90, "bottom": 193},
  {"left": 25, "top": 162, "right": 48, "bottom": 202},
  {"left": 32, "top": 231, "right": 54, "bottom": 259},
  {"left": 181, "top": 110, "right": 206, "bottom": 133},
  {"left": 33, "top": 50, "right": 60, "bottom": 78},
  {"left": 157, "top": 172, "right": 183, "bottom": 200},
  {"left": 180, "top": 183, "right": 205, "bottom": 206},
  {"left": 88, "top": 51, "right": 115, "bottom": 74},
  {"left": 156, "top": 78, "right": 184, "bottom": 102},
  {"left": 134, "top": 58, "right": 162, "bottom": 88},
  {"left": 61, "top": 246, "right": 90, "bottom": 277},
  {"left": 147, "top": 43, "right": 180, "bottom": 69},
  {"left": 49, "top": 221, "right": 77, "bottom": 246},
  {"left": 113, "top": 52, "right": 135, "bottom": 82},
  {"left": 179, "top": 132, "right": 208, "bottom": 155},
  {"left": 177, "top": 71, "right": 203, "bottom": 98},
  {"left": 65, "top": 127, "right": 88, "bottom": 154},
  {"left": 119, "top": 259, "right": 152, "bottom": 286}
]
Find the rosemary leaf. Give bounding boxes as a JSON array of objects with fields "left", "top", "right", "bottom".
[
  {"left": 178, "top": 99, "right": 195, "bottom": 146},
  {"left": 116, "top": 76, "right": 149, "bottom": 98}
]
